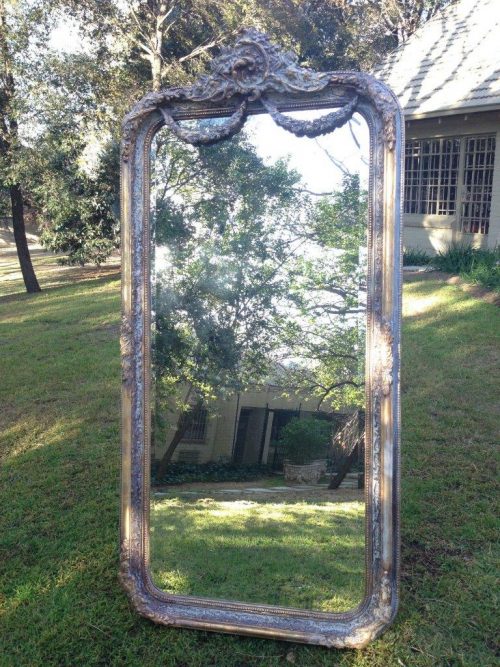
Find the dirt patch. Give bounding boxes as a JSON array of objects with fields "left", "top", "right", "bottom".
[
  {"left": 445, "top": 275, "right": 500, "bottom": 305},
  {"left": 401, "top": 538, "right": 474, "bottom": 584},
  {"left": 156, "top": 479, "right": 275, "bottom": 491},
  {"left": 403, "top": 269, "right": 451, "bottom": 283},
  {"left": 404, "top": 270, "right": 499, "bottom": 305}
]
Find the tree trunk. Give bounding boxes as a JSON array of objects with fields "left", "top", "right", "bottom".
[
  {"left": 156, "top": 410, "right": 190, "bottom": 479},
  {"left": 328, "top": 443, "right": 359, "bottom": 490},
  {"left": 151, "top": 51, "right": 162, "bottom": 91},
  {"left": 10, "top": 183, "right": 41, "bottom": 293},
  {"left": 150, "top": 8, "right": 166, "bottom": 92},
  {"left": 0, "top": 0, "right": 40, "bottom": 294}
]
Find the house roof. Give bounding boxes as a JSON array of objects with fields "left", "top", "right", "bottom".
[{"left": 373, "top": 0, "right": 500, "bottom": 118}]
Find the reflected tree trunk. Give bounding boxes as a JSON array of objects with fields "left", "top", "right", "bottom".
[
  {"left": 328, "top": 443, "right": 359, "bottom": 490},
  {"left": 156, "top": 383, "right": 195, "bottom": 478},
  {"left": 156, "top": 412, "right": 190, "bottom": 479}
]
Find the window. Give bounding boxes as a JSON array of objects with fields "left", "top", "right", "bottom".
[
  {"left": 404, "top": 138, "right": 460, "bottom": 215},
  {"left": 461, "top": 136, "right": 495, "bottom": 234},
  {"left": 181, "top": 406, "right": 208, "bottom": 442},
  {"left": 404, "top": 134, "right": 496, "bottom": 234}
]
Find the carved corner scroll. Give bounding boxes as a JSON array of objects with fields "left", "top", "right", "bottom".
[{"left": 120, "top": 26, "right": 402, "bottom": 649}]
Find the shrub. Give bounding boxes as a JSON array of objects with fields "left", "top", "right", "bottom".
[
  {"left": 460, "top": 252, "right": 500, "bottom": 291},
  {"left": 433, "top": 242, "right": 478, "bottom": 273},
  {"left": 279, "top": 417, "right": 331, "bottom": 465},
  {"left": 402, "top": 248, "right": 432, "bottom": 266},
  {"left": 152, "top": 461, "right": 272, "bottom": 486},
  {"left": 432, "top": 243, "right": 500, "bottom": 290}
]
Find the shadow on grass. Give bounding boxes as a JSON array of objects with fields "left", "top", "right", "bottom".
[
  {"left": 149, "top": 495, "right": 365, "bottom": 611},
  {"left": 0, "top": 275, "right": 498, "bottom": 665}
]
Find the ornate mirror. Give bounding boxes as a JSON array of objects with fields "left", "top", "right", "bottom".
[{"left": 120, "top": 29, "right": 402, "bottom": 648}]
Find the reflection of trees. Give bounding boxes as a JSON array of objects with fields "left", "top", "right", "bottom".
[
  {"left": 152, "top": 129, "right": 367, "bottom": 473},
  {"left": 282, "top": 174, "right": 367, "bottom": 410}
]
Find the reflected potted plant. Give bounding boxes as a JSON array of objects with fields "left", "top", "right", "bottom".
[{"left": 280, "top": 417, "right": 331, "bottom": 484}]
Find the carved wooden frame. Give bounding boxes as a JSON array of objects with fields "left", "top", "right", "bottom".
[{"left": 120, "top": 29, "right": 403, "bottom": 649}]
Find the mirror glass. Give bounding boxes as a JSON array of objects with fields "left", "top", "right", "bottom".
[{"left": 149, "top": 108, "right": 369, "bottom": 612}]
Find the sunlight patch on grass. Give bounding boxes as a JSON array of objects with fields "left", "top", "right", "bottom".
[
  {"left": 0, "top": 273, "right": 498, "bottom": 665},
  {"left": 150, "top": 498, "right": 365, "bottom": 612}
]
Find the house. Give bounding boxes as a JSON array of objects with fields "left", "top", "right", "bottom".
[
  {"left": 152, "top": 384, "right": 351, "bottom": 470},
  {"left": 374, "top": 0, "right": 500, "bottom": 254}
]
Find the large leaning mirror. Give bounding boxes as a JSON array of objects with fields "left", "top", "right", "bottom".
[{"left": 120, "top": 29, "right": 402, "bottom": 648}]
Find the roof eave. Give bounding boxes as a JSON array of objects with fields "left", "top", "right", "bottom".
[{"left": 404, "top": 102, "right": 500, "bottom": 120}]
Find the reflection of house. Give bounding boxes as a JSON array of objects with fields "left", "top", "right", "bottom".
[
  {"left": 152, "top": 385, "right": 348, "bottom": 469},
  {"left": 375, "top": 0, "right": 500, "bottom": 253}
]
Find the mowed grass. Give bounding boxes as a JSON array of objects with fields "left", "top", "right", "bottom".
[
  {"left": 0, "top": 249, "right": 120, "bottom": 297},
  {"left": 0, "top": 273, "right": 499, "bottom": 666},
  {"left": 150, "top": 496, "right": 365, "bottom": 612}
]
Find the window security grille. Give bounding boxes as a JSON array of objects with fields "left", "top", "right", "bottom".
[
  {"left": 404, "top": 138, "right": 460, "bottom": 215},
  {"left": 181, "top": 406, "right": 208, "bottom": 442},
  {"left": 461, "top": 136, "right": 495, "bottom": 234},
  {"left": 404, "top": 134, "right": 496, "bottom": 234}
]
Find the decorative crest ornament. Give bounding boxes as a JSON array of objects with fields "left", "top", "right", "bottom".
[
  {"left": 122, "top": 28, "right": 398, "bottom": 160},
  {"left": 185, "top": 28, "right": 331, "bottom": 101}
]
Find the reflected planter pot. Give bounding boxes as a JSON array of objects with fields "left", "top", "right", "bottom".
[{"left": 283, "top": 459, "right": 327, "bottom": 484}]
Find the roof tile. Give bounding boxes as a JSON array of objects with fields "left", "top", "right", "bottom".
[{"left": 373, "top": 0, "right": 500, "bottom": 116}]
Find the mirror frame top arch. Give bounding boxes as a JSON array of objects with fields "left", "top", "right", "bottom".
[{"left": 120, "top": 28, "right": 403, "bottom": 649}]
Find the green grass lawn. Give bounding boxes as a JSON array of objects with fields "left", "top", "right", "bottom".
[
  {"left": 0, "top": 274, "right": 499, "bottom": 666},
  {"left": 150, "top": 495, "right": 365, "bottom": 612}
]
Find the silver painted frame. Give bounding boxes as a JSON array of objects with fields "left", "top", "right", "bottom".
[{"left": 120, "top": 30, "right": 403, "bottom": 649}]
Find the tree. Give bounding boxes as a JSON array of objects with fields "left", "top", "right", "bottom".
[
  {"left": 152, "top": 127, "right": 307, "bottom": 475},
  {"left": 32, "top": 1, "right": 269, "bottom": 266},
  {"left": 273, "top": 173, "right": 368, "bottom": 411},
  {"left": 365, "top": 0, "right": 454, "bottom": 45},
  {"left": 63, "top": 1, "right": 263, "bottom": 91},
  {"left": 279, "top": 416, "right": 331, "bottom": 465},
  {"left": 0, "top": 0, "right": 45, "bottom": 292},
  {"left": 150, "top": 116, "right": 371, "bottom": 475},
  {"left": 34, "top": 0, "right": 450, "bottom": 268},
  {"left": 29, "top": 129, "right": 120, "bottom": 266}
]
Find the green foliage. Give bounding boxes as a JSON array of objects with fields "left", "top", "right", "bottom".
[
  {"left": 151, "top": 142, "right": 368, "bottom": 469},
  {"left": 279, "top": 416, "right": 331, "bottom": 465},
  {"left": 431, "top": 243, "right": 500, "bottom": 290},
  {"left": 433, "top": 242, "right": 485, "bottom": 272},
  {"left": 402, "top": 248, "right": 432, "bottom": 266},
  {"left": 461, "top": 257, "right": 500, "bottom": 290},
  {"left": 32, "top": 134, "right": 120, "bottom": 265},
  {"left": 152, "top": 461, "right": 272, "bottom": 486},
  {"left": 152, "top": 131, "right": 304, "bottom": 403},
  {"left": 312, "top": 173, "right": 367, "bottom": 261},
  {"left": 3, "top": 0, "right": 454, "bottom": 279},
  {"left": 283, "top": 173, "right": 367, "bottom": 411}
]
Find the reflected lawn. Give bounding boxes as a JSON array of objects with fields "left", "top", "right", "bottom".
[{"left": 150, "top": 490, "right": 365, "bottom": 612}]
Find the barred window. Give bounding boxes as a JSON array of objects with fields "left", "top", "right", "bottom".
[
  {"left": 461, "top": 136, "right": 495, "bottom": 234},
  {"left": 404, "top": 138, "right": 460, "bottom": 215},
  {"left": 404, "top": 134, "right": 496, "bottom": 234},
  {"left": 181, "top": 406, "right": 208, "bottom": 442}
]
